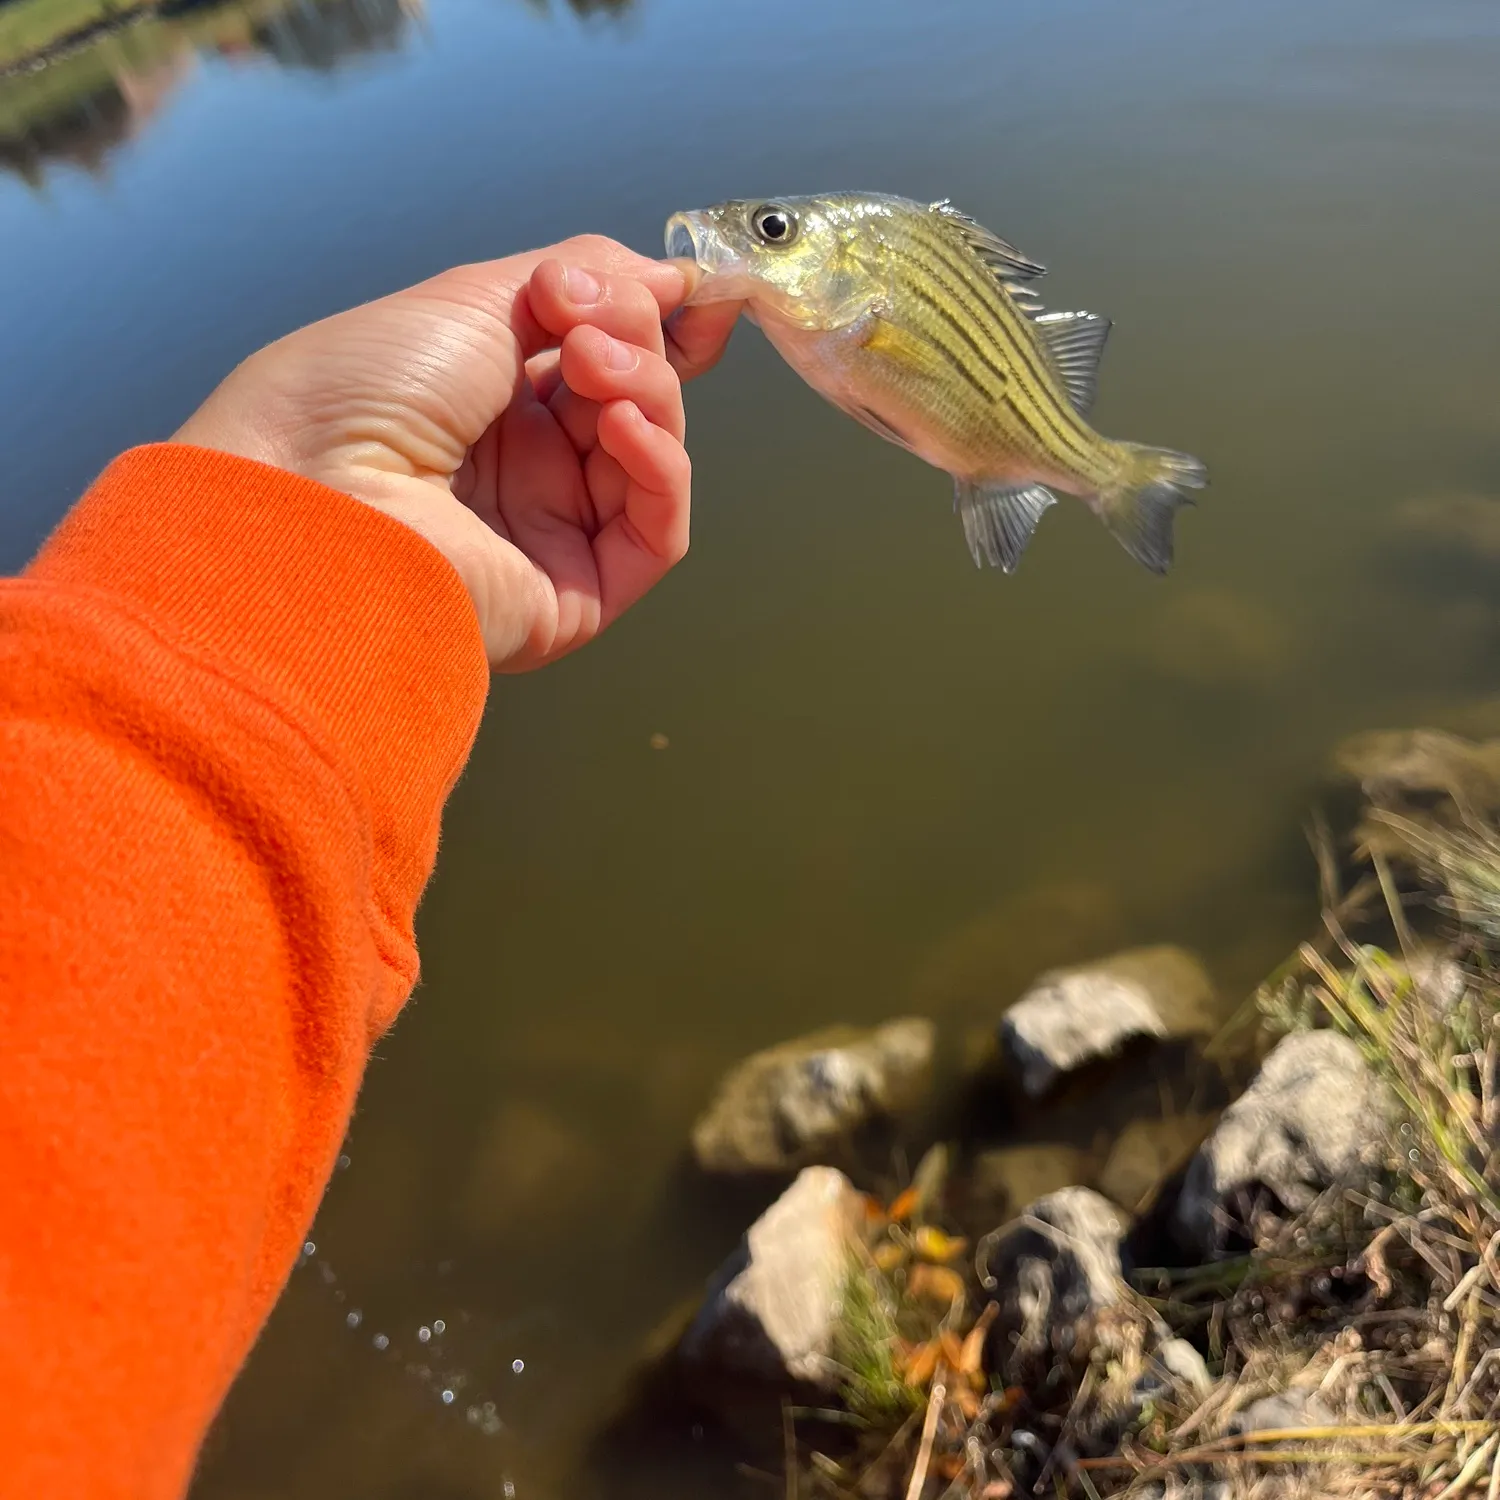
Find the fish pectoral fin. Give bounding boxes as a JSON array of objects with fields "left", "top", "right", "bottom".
[
  {"left": 1033, "top": 310, "right": 1111, "bottom": 416},
  {"left": 954, "top": 479, "right": 1057, "bottom": 573},
  {"left": 861, "top": 317, "right": 949, "bottom": 379}
]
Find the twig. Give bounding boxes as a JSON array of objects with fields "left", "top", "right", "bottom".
[
  {"left": 1031, "top": 1365, "right": 1094, "bottom": 1495},
  {"left": 783, "top": 1400, "right": 798, "bottom": 1500},
  {"left": 1434, "top": 1433, "right": 1500, "bottom": 1499},
  {"left": 904, "top": 1365, "right": 947, "bottom": 1500}
]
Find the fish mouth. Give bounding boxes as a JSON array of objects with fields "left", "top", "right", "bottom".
[
  {"left": 663, "top": 209, "right": 751, "bottom": 304},
  {"left": 664, "top": 211, "right": 703, "bottom": 262}
]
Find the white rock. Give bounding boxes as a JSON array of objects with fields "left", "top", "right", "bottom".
[
  {"left": 999, "top": 946, "right": 1215, "bottom": 1098},
  {"left": 678, "top": 1166, "right": 862, "bottom": 1389},
  {"left": 1173, "top": 1031, "right": 1384, "bottom": 1255}
]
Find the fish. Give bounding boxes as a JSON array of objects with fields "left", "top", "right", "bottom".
[{"left": 664, "top": 192, "right": 1207, "bottom": 574}]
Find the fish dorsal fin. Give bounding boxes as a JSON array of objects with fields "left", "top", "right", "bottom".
[
  {"left": 954, "top": 478, "right": 1057, "bottom": 573},
  {"left": 1032, "top": 309, "right": 1112, "bottom": 416},
  {"left": 928, "top": 199, "right": 1046, "bottom": 285}
]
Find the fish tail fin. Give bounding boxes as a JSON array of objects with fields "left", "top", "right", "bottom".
[{"left": 1096, "top": 444, "right": 1208, "bottom": 574}]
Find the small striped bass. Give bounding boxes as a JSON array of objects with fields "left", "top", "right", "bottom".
[{"left": 665, "top": 192, "right": 1206, "bottom": 574}]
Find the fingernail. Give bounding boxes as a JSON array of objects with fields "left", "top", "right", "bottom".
[
  {"left": 564, "top": 267, "right": 601, "bottom": 304},
  {"left": 604, "top": 336, "right": 638, "bottom": 372}
]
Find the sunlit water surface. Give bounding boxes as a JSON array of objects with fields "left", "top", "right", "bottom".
[{"left": 3, "top": 0, "right": 1500, "bottom": 1493}]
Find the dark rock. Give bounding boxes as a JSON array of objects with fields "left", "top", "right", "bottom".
[
  {"left": 677, "top": 1166, "right": 861, "bottom": 1390},
  {"left": 690, "top": 1019, "right": 933, "bottom": 1174},
  {"left": 998, "top": 946, "right": 1215, "bottom": 1098},
  {"left": 979, "top": 1186, "right": 1127, "bottom": 1370},
  {"left": 1173, "top": 1031, "right": 1384, "bottom": 1256}
]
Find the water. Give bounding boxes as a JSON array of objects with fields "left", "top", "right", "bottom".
[{"left": 4, "top": 0, "right": 1500, "bottom": 1492}]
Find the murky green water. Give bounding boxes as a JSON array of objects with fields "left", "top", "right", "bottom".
[{"left": 4, "top": 0, "right": 1500, "bottom": 1493}]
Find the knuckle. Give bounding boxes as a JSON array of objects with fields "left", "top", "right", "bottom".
[{"left": 560, "top": 232, "right": 624, "bottom": 263}]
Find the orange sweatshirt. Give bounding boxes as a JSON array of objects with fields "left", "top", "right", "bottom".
[{"left": 0, "top": 445, "right": 490, "bottom": 1497}]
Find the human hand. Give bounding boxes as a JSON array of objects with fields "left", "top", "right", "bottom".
[{"left": 173, "top": 237, "right": 741, "bottom": 671}]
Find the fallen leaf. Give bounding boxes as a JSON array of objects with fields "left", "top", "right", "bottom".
[
  {"left": 959, "top": 1301, "right": 999, "bottom": 1382},
  {"left": 952, "top": 1383, "right": 982, "bottom": 1421},
  {"left": 908, "top": 1263, "right": 965, "bottom": 1305},
  {"left": 887, "top": 1186, "right": 919, "bottom": 1224},
  {"left": 912, "top": 1226, "right": 968, "bottom": 1263},
  {"left": 901, "top": 1339, "right": 940, "bottom": 1388}
]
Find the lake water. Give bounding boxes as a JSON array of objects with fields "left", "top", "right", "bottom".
[{"left": 4, "top": 0, "right": 1500, "bottom": 1493}]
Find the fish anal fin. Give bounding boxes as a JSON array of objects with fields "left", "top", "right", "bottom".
[
  {"left": 954, "top": 479, "right": 1057, "bottom": 573},
  {"left": 1033, "top": 310, "right": 1111, "bottom": 416}
]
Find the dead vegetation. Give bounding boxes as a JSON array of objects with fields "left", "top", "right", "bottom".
[{"left": 777, "top": 800, "right": 1500, "bottom": 1499}]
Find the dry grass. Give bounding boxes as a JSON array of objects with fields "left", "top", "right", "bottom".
[{"left": 794, "top": 805, "right": 1500, "bottom": 1499}]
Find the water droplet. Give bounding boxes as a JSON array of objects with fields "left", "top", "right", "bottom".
[
  {"left": 512, "top": 1358, "right": 525, "bottom": 1374},
  {"left": 418, "top": 1326, "right": 432, "bottom": 1344},
  {"left": 302, "top": 1241, "right": 316, "bottom": 1257},
  {"left": 373, "top": 1333, "right": 389, "bottom": 1351},
  {"left": 1410, "top": 1149, "right": 1420, "bottom": 1162},
  {"left": 433, "top": 1319, "right": 445, "bottom": 1335},
  {"left": 347, "top": 1309, "right": 362, "bottom": 1329},
  {"left": 441, "top": 1389, "right": 455, "bottom": 1404},
  {"left": 337, "top": 1154, "right": 351, "bottom": 1170}
]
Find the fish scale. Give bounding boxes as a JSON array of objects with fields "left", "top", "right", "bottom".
[{"left": 665, "top": 191, "right": 1207, "bottom": 574}]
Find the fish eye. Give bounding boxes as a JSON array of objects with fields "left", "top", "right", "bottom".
[{"left": 751, "top": 204, "right": 798, "bottom": 246}]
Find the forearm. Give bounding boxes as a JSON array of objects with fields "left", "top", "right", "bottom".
[{"left": 0, "top": 445, "right": 487, "bottom": 1496}]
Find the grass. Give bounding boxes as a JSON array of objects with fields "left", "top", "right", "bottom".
[{"left": 795, "top": 795, "right": 1500, "bottom": 1498}]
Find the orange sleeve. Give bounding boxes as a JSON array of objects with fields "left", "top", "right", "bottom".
[{"left": 0, "top": 445, "right": 489, "bottom": 1497}]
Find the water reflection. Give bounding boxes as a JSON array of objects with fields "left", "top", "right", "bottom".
[
  {"left": 0, "top": 0, "right": 630, "bottom": 185},
  {"left": 0, "top": 0, "right": 419, "bottom": 183}
]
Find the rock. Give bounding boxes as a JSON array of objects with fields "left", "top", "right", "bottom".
[
  {"left": 690, "top": 1019, "right": 934, "bottom": 1173},
  {"left": 1099, "top": 1114, "right": 1216, "bottom": 1216},
  {"left": 998, "top": 946, "right": 1215, "bottom": 1098},
  {"left": 1133, "top": 587, "right": 1290, "bottom": 688},
  {"left": 979, "top": 1186, "right": 1127, "bottom": 1368},
  {"left": 1390, "top": 490, "right": 1500, "bottom": 564},
  {"left": 1227, "top": 1387, "right": 1335, "bottom": 1440},
  {"left": 1173, "top": 1031, "right": 1385, "bottom": 1256},
  {"left": 1327, "top": 728, "right": 1500, "bottom": 859},
  {"left": 1147, "top": 1337, "right": 1213, "bottom": 1399},
  {"left": 962, "top": 1143, "right": 1095, "bottom": 1225},
  {"left": 678, "top": 1166, "right": 861, "bottom": 1389}
]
